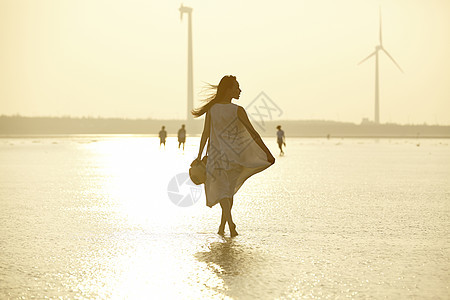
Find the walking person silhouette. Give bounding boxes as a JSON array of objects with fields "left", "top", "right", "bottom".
[
  {"left": 276, "top": 125, "right": 286, "bottom": 155},
  {"left": 178, "top": 124, "right": 186, "bottom": 151},
  {"left": 159, "top": 126, "right": 167, "bottom": 149},
  {"left": 192, "top": 75, "right": 275, "bottom": 237}
]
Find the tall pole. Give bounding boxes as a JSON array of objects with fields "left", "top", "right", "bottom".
[
  {"left": 180, "top": 5, "right": 193, "bottom": 124},
  {"left": 187, "top": 10, "right": 193, "bottom": 123},
  {"left": 375, "top": 48, "right": 380, "bottom": 124}
]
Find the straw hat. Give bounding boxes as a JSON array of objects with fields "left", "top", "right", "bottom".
[{"left": 189, "top": 156, "right": 207, "bottom": 185}]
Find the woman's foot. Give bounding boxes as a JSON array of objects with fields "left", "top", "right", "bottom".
[
  {"left": 230, "top": 223, "right": 238, "bottom": 237},
  {"left": 217, "top": 225, "right": 225, "bottom": 236}
]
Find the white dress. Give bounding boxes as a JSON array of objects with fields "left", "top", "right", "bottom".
[{"left": 204, "top": 103, "right": 273, "bottom": 207}]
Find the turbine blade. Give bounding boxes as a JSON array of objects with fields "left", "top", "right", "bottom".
[
  {"left": 382, "top": 48, "right": 404, "bottom": 73},
  {"left": 358, "top": 51, "right": 377, "bottom": 65},
  {"left": 379, "top": 6, "right": 383, "bottom": 46}
]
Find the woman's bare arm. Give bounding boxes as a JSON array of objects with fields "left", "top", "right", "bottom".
[
  {"left": 237, "top": 106, "right": 275, "bottom": 162},
  {"left": 197, "top": 111, "right": 211, "bottom": 160}
]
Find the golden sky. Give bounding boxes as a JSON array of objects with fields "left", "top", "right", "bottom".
[{"left": 1, "top": 0, "right": 449, "bottom": 124}]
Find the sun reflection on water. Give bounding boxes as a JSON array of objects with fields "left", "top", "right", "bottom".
[
  {"left": 80, "top": 137, "right": 193, "bottom": 226},
  {"left": 75, "top": 137, "right": 230, "bottom": 298}
]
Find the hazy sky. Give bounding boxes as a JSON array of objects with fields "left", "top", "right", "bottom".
[{"left": 1, "top": 0, "right": 449, "bottom": 124}]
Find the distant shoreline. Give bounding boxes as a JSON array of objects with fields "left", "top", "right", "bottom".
[
  {"left": 1, "top": 116, "right": 449, "bottom": 138},
  {"left": 1, "top": 134, "right": 449, "bottom": 139}
]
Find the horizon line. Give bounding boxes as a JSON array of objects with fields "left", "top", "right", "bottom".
[{"left": 1, "top": 114, "right": 449, "bottom": 126}]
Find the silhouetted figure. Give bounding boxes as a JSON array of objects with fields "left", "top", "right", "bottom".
[
  {"left": 192, "top": 75, "right": 275, "bottom": 237},
  {"left": 159, "top": 126, "right": 167, "bottom": 149},
  {"left": 177, "top": 124, "right": 186, "bottom": 151},
  {"left": 276, "top": 125, "right": 286, "bottom": 156}
]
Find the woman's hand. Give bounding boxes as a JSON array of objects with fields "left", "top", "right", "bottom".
[{"left": 267, "top": 152, "right": 275, "bottom": 164}]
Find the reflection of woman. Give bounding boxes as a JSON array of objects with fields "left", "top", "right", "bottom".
[{"left": 192, "top": 75, "right": 275, "bottom": 237}]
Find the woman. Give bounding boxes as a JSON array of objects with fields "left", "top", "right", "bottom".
[{"left": 192, "top": 75, "right": 275, "bottom": 237}]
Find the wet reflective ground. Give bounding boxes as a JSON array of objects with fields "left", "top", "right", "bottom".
[{"left": 1, "top": 136, "right": 449, "bottom": 299}]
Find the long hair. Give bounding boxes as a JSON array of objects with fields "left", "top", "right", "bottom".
[{"left": 191, "top": 75, "right": 237, "bottom": 118}]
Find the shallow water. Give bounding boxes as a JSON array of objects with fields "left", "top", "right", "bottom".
[{"left": 0, "top": 136, "right": 449, "bottom": 299}]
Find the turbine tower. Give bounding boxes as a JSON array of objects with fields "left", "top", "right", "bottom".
[
  {"left": 179, "top": 4, "right": 193, "bottom": 124},
  {"left": 358, "top": 7, "right": 403, "bottom": 124}
]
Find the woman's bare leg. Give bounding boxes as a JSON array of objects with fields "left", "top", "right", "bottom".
[
  {"left": 218, "top": 199, "right": 229, "bottom": 235},
  {"left": 218, "top": 198, "right": 233, "bottom": 234},
  {"left": 218, "top": 198, "right": 238, "bottom": 237},
  {"left": 229, "top": 197, "right": 238, "bottom": 237},
  {"left": 218, "top": 209, "right": 226, "bottom": 235}
]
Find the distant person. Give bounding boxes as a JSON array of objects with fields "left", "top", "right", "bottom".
[
  {"left": 276, "top": 125, "right": 286, "bottom": 155},
  {"left": 192, "top": 75, "right": 275, "bottom": 237},
  {"left": 177, "top": 124, "right": 186, "bottom": 151},
  {"left": 159, "top": 126, "right": 167, "bottom": 149}
]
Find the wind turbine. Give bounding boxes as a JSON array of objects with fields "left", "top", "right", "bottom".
[
  {"left": 358, "top": 8, "right": 403, "bottom": 124},
  {"left": 179, "top": 4, "right": 194, "bottom": 124}
]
